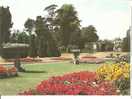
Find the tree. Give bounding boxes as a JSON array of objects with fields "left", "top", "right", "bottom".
[
  {"left": 81, "top": 25, "right": 99, "bottom": 43},
  {"left": 44, "top": 4, "right": 59, "bottom": 43},
  {"left": 55, "top": 4, "right": 80, "bottom": 48},
  {"left": 17, "top": 32, "right": 29, "bottom": 44},
  {"left": 35, "top": 15, "right": 60, "bottom": 57},
  {"left": 69, "top": 29, "right": 82, "bottom": 48},
  {"left": 24, "top": 18, "right": 37, "bottom": 57},
  {"left": 122, "top": 29, "right": 130, "bottom": 52},
  {"left": 97, "top": 40, "right": 114, "bottom": 52},
  {"left": 0, "top": 6, "right": 12, "bottom": 51},
  {"left": 24, "top": 18, "right": 35, "bottom": 35},
  {"left": 81, "top": 25, "right": 99, "bottom": 53},
  {"left": 29, "top": 34, "right": 38, "bottom": 58},
  {"left": 35, "top": 16, "right": 49, "bottom": 57},
  {"left": 10, "top": 30, "right": 29, "bottom": 44},
  {"left": 44, "top": 4, "right": 58, "bottom": 28},
  {"left": 103, "top": 40, "right": 114, "bottom": 51}
]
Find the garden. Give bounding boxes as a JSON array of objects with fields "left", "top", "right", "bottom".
[
  {"left": 0, "top": 1, "right": 130, "bottom": 96},
  {"left": 0, "top": 52, "right": 130, "bottom": 95}
]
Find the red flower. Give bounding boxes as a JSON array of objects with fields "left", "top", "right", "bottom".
[
  {"left": 0, "top": 65, "right": 7, "bottom": 73},
  {"left": 20, "top": 71, "right": 118, "bottom": 95}
]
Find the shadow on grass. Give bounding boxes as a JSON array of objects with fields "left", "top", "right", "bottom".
[{"left": 24, "top": 70, "right": 47, "bottom": 73}]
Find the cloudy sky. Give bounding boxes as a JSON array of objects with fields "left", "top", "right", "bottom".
[{"left": 0, "top": 0, "right": 131, "bottom": 40}]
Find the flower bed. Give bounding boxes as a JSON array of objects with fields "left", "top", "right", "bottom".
[
  {"left": 19, "top": 71, "right": 117, "bottom": 95},
  {"left": 0, "top": 65, "right": 8, "bottom": 77},
  {"left": 79, "top": 56, "right": 105, "bottom": 64},
  {"left": 51, "top": 57, "right": 72, "bottom": 61},
  {"left": 7, "top": 57, "right": 42, "bottom": 63},
  {"left": 96, "top": 62, "right": 130, "bottom": 81},
  {"left": 96, "top": 62, "right": 130, "bottom": 95},
  {"left": 81, "top": 56, "right": 97, "bottom": 59},
  {"left": 0, "top": 64, "right": 17, "bottom": 78}
]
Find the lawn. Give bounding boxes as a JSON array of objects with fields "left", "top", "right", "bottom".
[{"left": 0, "top": 61, "right": 112, "bottom": 95}]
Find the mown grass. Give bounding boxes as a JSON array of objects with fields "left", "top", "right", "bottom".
[{"left": 0, "top": 61, "right": 112, "bottom": 95}]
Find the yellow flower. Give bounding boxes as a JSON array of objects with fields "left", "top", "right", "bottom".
[
  {"left": 96, "top": 62, "right": 130, "bottom": 81},
  {"left": 123, "top": 73, "right": 129, "bottom": 79}
]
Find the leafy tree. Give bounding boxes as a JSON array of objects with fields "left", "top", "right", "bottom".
[
  {"left": 35, "top": 16, "right": 49, "bottom": 57},
  {"left": 24, "top": 18, "right": 37, "bottom": 57},
  {"left": 24, "top": 18, "right": 35, "bottom": 35},
  {"left": 0, "top": 6, "right": 12, "bottom": 52},
  {"left": 17, "top": 32, "right": 29, "bottom": 44},
  {"left": 104, "top": 40, "right": 114, "bottom": 51},
  {"left": 55, "top": 4, "right": 80, "bottom": 48},
  {"left": 10, "top": 30, "right": 19, "bottom": 43},
  {"left": 44, "top": 4, "right": 60, "bottom": 47},
  {"left": 10, "top": 31, "right": 29, "bottom": 44},
  {"left": 44, "top": 4, "right": 57, "bottom": 29},
  {"left": 69, "top": 29, "right": 82, "bottom": 48},
  {"left": 81, "top": 25, "right": 99, "bottom": 43},
  {"left": 122, "top": 29, "right": 130, "bottom": 52},
  {"left": 29, "top": 34, "right": 38, "bottom": 58},
  {"left": 97, "top": 40, "right": 114, "bottom": 52},
  {"left": 35, "top": 15, "right": 60, "bottom": 57}
]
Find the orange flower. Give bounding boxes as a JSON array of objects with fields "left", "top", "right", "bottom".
[
  {"left": 8, "top": 66, "right": 17, "bottom": 73},
  {"left": 0, "top": 65, "right": 7, "bottom": 73}
]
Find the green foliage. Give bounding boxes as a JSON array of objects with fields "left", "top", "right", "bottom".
[
  {"left": 24, "top": 18, "right": 35, "bottom": 33},
  {"left": 81, "top": 25, "right": 99, "bottom": 43},
  {"left": 0, "top": 6, "right": 12, "bottom": 49},
  {"left": 103, "top": 40, "right": 114, "bottom": 51},
  {"left": 17, "top": 32, "right": 29, "bottom": 44},
  {"left": 29, "top": 35, "right": 38, "bottom": 58},
  {"left": 97, "top": 40, "right": 114, "bottom": 52},
  {"left": 46, "top": 37, "right": 61, "bottom": 57},
  {"left": 35, "top": 16, "right": 49, "bottom": 57},
  {"left": 35, "top": 15, "right": 60, "bottom": 57},
  {"left": 85, "top": 42, "right": 94, "bottom": 53},
  {"left": 122, "top": 29, "right": 130, "bottom": 52},
  {"left": 10, "top": 31, "right": 29, "bottom": 44},
  {"left": 115, "top": 77, "right": 130, "bottom": 95},
  {"left": 1, "top": 43, "right": 29, "bottom": 59},
  {"left": 55, "top": 4, "right": 80, "bottom": 48}
]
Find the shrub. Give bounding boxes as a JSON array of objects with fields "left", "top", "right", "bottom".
[
  {"left": 1, "top": 43, "right": 29, "bottom": 59},
  {"left": 114, "top": 77, "right": 130, "bottom": 95}
]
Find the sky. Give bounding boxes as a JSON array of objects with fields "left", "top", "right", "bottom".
[{"left": 0, "top": 0, "right": 131, "bottom": 40}]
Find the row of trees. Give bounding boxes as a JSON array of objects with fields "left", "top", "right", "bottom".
[
  {"left": 0, "top": 4, "right": 130, "bottom": 59},
  {"left": 9, "top": 4, "right": 99, "bottom": 58}
]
